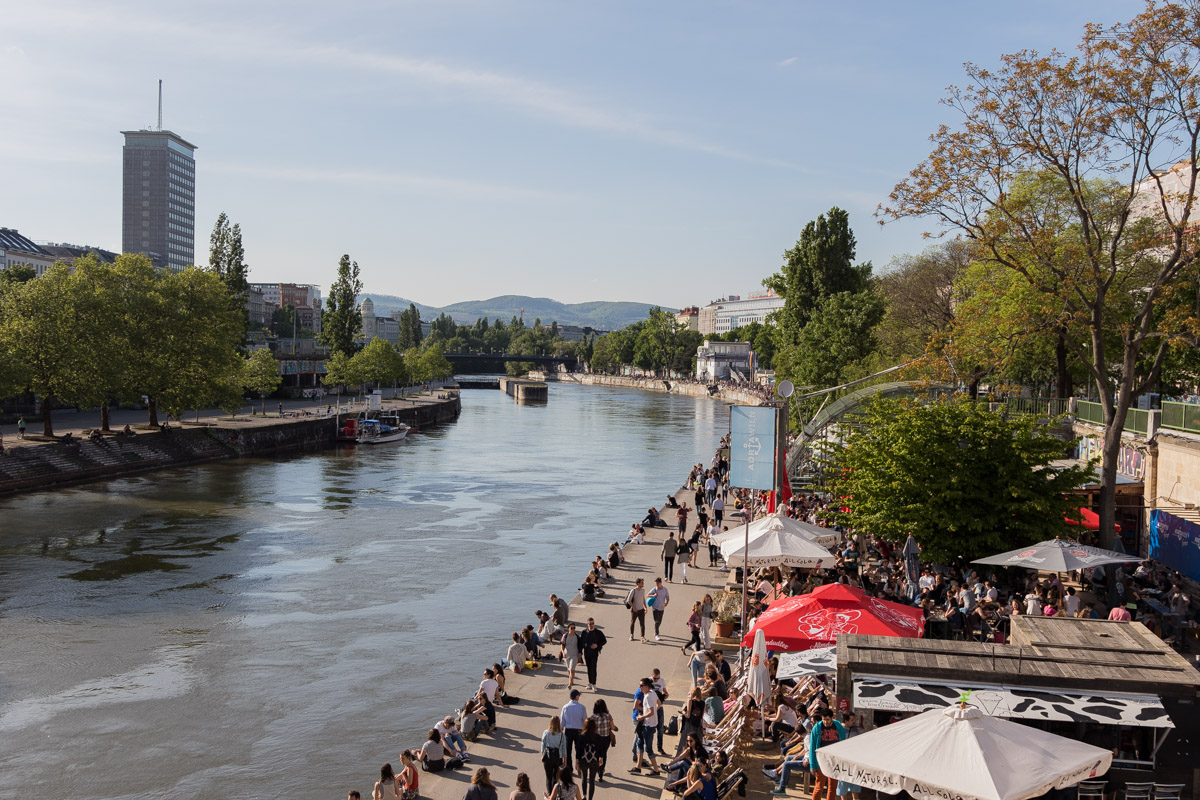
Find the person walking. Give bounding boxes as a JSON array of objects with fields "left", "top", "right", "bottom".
[
  {"left": 626, "top": 579, "right": 648, "bottom": 642},
  {"left": 576, "top": 718, "right": 604, "bottom": 800},
  {"left": 590, "top": 699, "right": 617, "bottom": 782},
  {"left": 676, "top": 503, "right": 690, "bottom": 536},
  {"left": 561, "top": 689, "right": 587, "bottom": 766},
  {"left": 17, "top": 415, "right": 25, "bottom": 439},
  {"left": 545, "top": 766, "right": 582, "bottom": 800},
  {"left": 647, "top": 578, "right": 670, "bottom": 641},
  {"left": 629, "top": 677, "right": 662, "bottom": 775},
  {"left": 579, "top": 617, "right": 607, "bottom": 691},
  {"left": 541, "top": 716, "right": 567, "bottom": 794},
  {"left": 681, "top": 601, "right": 703, "bottom": 654},
  {"left": 650, "top": 668, "right": 668, "bottom": 755},
  {"left": 560, "top": 622, "right": 581, "bottom": 689},
  {"left": 661, "top": 533, "right": 678, "bottom": 582},
  {"left": 807, "top": 708, "right": 846, "bottom": 800},
  {"left": 700, "top": 594, "right": 714, "bottom": 649}
]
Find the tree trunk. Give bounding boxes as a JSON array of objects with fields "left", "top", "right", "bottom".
[
  {"left": 1055, "top": 331, "right": 1072, "bottom": 399},
  {"left": 147, "top": 397, "right": 159, "bottom": 428},
  {"left": 41, "top": 395, "right": 54, "bottom": 437},
  {"left": 100, "top": 401, "right": 111, "bottom": 433}
]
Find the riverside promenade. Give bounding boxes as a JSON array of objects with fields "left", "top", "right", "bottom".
[{"left": 408, "top": 490, "right": 737, "bottom": 800}]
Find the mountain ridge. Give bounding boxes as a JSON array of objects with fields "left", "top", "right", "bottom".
[{"left": 359, "top": 293, "right": 671, "bottom": 330}]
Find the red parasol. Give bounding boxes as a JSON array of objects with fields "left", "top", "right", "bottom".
[{"left": 742, "top": 582, "right": 925, "bottom": 652}]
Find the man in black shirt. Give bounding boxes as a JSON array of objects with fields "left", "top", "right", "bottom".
[{"left": 579, "top": 617, "right": 608, "bottom": 691}]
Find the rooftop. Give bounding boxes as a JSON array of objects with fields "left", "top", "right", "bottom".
[
  {"left": 0, "top": 228, "right": 48, "bottom": 254},
  {"left": 839, "top": 616, "right": 1200, "bottom": 697}
]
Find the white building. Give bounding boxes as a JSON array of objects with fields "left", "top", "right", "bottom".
[
  {"left": 359, "top": 297, "right": 399, "bottom": 345},
  {"left": 0, "top": 228, "right": 56, "bottom": 276},
  {"left": 695, "top": 340, "right": 752, "bottom": 382},
  {"left": 698, "top": 291, "right": 784, "bottom": 335}
]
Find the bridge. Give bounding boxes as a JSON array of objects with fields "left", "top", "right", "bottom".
[{"left": 444, "top": 352, "right": 578, "bottom": 374}]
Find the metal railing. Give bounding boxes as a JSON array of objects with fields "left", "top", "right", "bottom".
[
  {"left": 1075, "top": 399, "right": 1149, "bottom": 435},
  {"left": 1002, "top": 397, "right": 1072, "bottom": 418},
  {"left": 1162, "top": 400, "right": 1200, "bottom": 434}
]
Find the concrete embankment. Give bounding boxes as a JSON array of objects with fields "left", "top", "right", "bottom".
[
  {"left": 499, "top": 377, "right": 548, "bottom": 403},
  {"left": 556, "top": 372, "right": 767, "bottom": 406},
  {"left": 0, "top": 393, "right": 461, "bottom": 496}
]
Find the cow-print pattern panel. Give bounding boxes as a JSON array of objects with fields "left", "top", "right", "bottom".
[{"left": 853, "top": 677, "right": 1173, "bottom": 728}]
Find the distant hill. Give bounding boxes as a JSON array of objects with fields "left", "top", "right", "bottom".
[{"left": 360, "top": 293, "right": 667, "bottom": 330}]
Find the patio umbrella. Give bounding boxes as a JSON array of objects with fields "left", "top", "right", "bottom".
[
  {"left": 746, "top": 629, "right": 772, "bottom": 740},
  {"left": 741, "top": 582, "right": 924, "bottom": 651},
  {"left": 710, "top": 509, "right": 841, "bottom": 549},
  {"left": 816, "top": 704, "right": 1112, "bottom": 800},
  {"left": 973, "top": 538, "right": 1137, "bottom": 571},
  {"left": 776, "top": 645, "right": 837, "bottom": 680},
  {"left": 720, "top": 527, "right": 837, "bottom": 570}
]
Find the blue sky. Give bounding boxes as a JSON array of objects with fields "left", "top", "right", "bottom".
[{"left": 1, "top": 0, "right": 1137, "bottom": 308}]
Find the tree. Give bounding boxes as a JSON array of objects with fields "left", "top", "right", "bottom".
[
  {"left": 822, "top": 397, "right": 1093, "bottom": 562},
  {"left": 208, "top": 213, "right": 249, "bottom": 297},
  {"left": 208, "top": 213, "right": 250, "bottom": 342},
  {"left": 351, "top": 337, "right": 407, "bottom": 388},
  {"left": 397, "top": 303, "right": 423, "bottom": 350},
  {"left": 420, "top": 342, "right": 454, "bottom": 383},
  {"left": 777, "top": 290, "right": 885, "bottom": 388},
  {"left": 319, "top": 254, "right": 363, "bottom": 358},
  {"left": 0, "top": 265, "right": 37, "bottom": 285},
  {"left": 876, "top": 240, "right": 970, "bottom": 363},
  {"left": 111, "top": 256, "right": 244, "bottom": 426},
  {"left": 242, "top": 348, "right": 282, "bottom": 415},
  {"left": 881, "top": 1, "right": 1200, "bottom": 545},
  {"left": 0, "top": 257, "right": 116, "bottom": 436},
  {"left": 764, "top": 207, "right": 872, "bottom": 347}
]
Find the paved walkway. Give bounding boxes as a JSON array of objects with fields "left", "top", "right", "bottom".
[
  {"left": 410, "top": 492, "right": 735, "bottom": 800},
  {"left": 0, "top": 389, "right": 452, "bottom": 446}
]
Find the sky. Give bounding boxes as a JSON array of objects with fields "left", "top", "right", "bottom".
[{"left": 1, "top": 0, "right": 1139, "bottom": 308}]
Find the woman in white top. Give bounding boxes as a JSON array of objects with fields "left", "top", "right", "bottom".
[{"left": 374, "top": 762, "right": 399, "bottom": 800}]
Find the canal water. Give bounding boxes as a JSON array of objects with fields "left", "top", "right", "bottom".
[{"left": 0, "top": 382, "right": 727, "bottom": 799}]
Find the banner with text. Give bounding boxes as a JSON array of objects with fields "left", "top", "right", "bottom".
[
  {"left": 729, "top": 406, "right": 776, "bottom": 491},
  {"left": 1150, "top": 510, "right": 1200, "bottom": 584}
]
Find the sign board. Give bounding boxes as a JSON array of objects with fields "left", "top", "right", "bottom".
[
  {"left": 729, "top": 406, "right": 776, "bottom": 491},
  {"left": 1150, "top": 509, "right": 1200, "bottom": 583}
]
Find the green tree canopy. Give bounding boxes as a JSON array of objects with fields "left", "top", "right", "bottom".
[
  {"left": 242, "top": 348, "right": 282, "bottom": 414},
  {"left": 352, "top": 337, "right": 408, "bottom": 387},
  {"left": 319, "top": 255, "right": 362, "bottom": 358},
  {"left": 764, "top": 206, "right": 872, "bottom": 347},
  {"left": 822, "top": 397, "right": 1092, "bottom": 562}
]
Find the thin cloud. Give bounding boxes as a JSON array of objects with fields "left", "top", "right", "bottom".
[
  {"left": 777, "top": 56, "right": 799, "bottom": 67},
  {"left": 6, "top": 2, "right": 801, "bottom": 171},
  {"left": 208, "top": 162, "right": 568, "bottom": 203}
]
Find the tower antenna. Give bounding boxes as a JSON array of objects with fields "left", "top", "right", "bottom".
[{"left": 157, "top": 80, "right": 163, "bottom": 130}]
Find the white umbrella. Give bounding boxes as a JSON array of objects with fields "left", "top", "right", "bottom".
[
  {"left": 776, "top": 645, "right": 837, "bottom": 680},
  {"left": 973, "top": 538, "right": 1135, "bottom": 571},
  {"left": 816, "top": 704, "right": 1112, "bottom": 800},
  {"left": 720, "top": 527, "right": 836, "bottom": 569},
  {"left": 746, "top": 629, "right": 772, "bottom": 741},
  {"left": 711, "top": 509, "right": 841, "bottom": 549}
]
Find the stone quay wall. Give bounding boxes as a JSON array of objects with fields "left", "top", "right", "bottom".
[{"left": 555, "top": 372, "right": 768, "bottom": 406}]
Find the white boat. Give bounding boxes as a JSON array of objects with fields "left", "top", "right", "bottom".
[{"left": 355, "top": 418, "right": 410, "bottom": 444}]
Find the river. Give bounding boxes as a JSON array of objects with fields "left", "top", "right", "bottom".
[{"left": 0, "top": 382, "right": 728, "bottom": 799}]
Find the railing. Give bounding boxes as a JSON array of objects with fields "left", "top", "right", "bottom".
[
  {"left": 1003, "top": 397, "right": 1071, "bottom": 418},
  {"left": 1162, "top": 400, "right": 1200, "bottom": 434},
  {"left": 1076, "top": 399, "right": 1149, "bottom": 435}
]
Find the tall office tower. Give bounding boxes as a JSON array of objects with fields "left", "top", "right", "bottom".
[{"left": 121, "top": 129, "right": 197, "bottom": 270}]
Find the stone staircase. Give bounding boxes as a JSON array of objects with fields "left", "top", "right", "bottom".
[{"left": 0, "top": 429, "right": 237, "bottom": 493}]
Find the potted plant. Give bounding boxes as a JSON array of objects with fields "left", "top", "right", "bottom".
[{"left": 713, "top": 591, "right": 741, "bottom": 639}]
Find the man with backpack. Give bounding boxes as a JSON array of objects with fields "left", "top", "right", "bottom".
[{"left": 807, "top": 708, "right": 846, "bottom": 800}]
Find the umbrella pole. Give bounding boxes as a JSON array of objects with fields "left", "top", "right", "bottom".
[{"left": 741, "top": 493, "right": 754, "bottom": 670}]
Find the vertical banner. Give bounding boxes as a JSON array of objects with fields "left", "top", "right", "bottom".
[
  {"left": 729, "top": 406, "right": 777, "bottom": 491},
  {"left": 1150, "top": 509, "right": 1200, "bottom": 583}
]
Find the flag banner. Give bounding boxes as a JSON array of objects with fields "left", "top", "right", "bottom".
[{"left": 729, "top": 406, "right": 776, "bottom": 491}]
